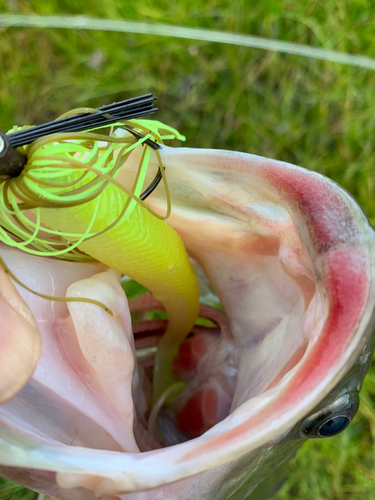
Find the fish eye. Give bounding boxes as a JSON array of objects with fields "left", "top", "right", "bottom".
[
  {"left": 317, "top": 415, "right": 351, "bottom": 437},
  {"left": 299, "top": 392, "right": 359, "bottom": 439}
]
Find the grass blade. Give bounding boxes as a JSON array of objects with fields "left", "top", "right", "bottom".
[{"left": 0, "top": 14, "right": 375, "bottom": 70}]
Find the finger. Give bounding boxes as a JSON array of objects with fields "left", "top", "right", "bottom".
[{"left": 0, "top": 265, "right": 41, "bottom": 404}]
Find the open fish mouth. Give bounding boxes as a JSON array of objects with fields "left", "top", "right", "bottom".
[{"left": 0, "top": 145, "right": 375, "bottom": 500}]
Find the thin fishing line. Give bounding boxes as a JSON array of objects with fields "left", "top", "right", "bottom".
[
  {"left": 0, "top": 196, "right": 101, "bottom": 257},
  {"left": 0, "top": 14, "right": 375, "bottom": 70},
  {"left": 0, "top": 254, "right": 113, "bottom": 315},
  {"left": 24, "top": 140, "right": 146, "bottom": 205},
  {"left": 7, "top": 203, "right": 40, "bottom": 248},
  {"left": 13, "top": 132, "right": 144, "bottom": 207}
]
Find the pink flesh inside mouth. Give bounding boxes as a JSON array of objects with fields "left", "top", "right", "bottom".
[{"left": 0, "top": 226, "right": 315, "bottom": 454}]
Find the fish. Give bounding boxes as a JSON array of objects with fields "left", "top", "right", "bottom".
[{"left": 0, "top": 143, "right": 374, "bottom": 500}]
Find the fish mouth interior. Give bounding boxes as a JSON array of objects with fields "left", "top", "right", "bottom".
[
  {"left": 89, "top": 147, "right": 322, "bottom": 448},
  {"left": 0, "top": 226, "right": 320, "bottom": 455},
  {"left": 130, "top": 246, "right": 317, "bottom": 448}
]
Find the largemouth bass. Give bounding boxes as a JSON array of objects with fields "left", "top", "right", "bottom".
[{"left": 0, "top": 143, "right": 374, "bottom": 500}]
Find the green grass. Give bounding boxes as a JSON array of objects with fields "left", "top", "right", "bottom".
[
  {"left": 0, "top": 1, "right": 374, "bottom": 499},
  {"left": 0, "top": 478, "right": 36, "bottom": 500}
]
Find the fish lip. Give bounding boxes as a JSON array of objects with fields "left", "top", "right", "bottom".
[{"left": 1, "top": 148, "right": 375, "bottom": 495}]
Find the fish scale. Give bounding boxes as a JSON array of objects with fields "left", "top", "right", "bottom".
[{"left": 37, "top": 181, "right": 200, "bottom": 402}]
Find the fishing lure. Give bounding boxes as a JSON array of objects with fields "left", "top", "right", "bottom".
[{"left": 0, "top": 94, "right": 199, "bottom": 404}]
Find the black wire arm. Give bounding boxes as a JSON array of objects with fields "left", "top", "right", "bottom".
[
  {"left": 0, "top": 93, "right": 163, "bottom": 199},
  {"left": 7, "top": 93, "right": 158, "bottom": 147}
]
